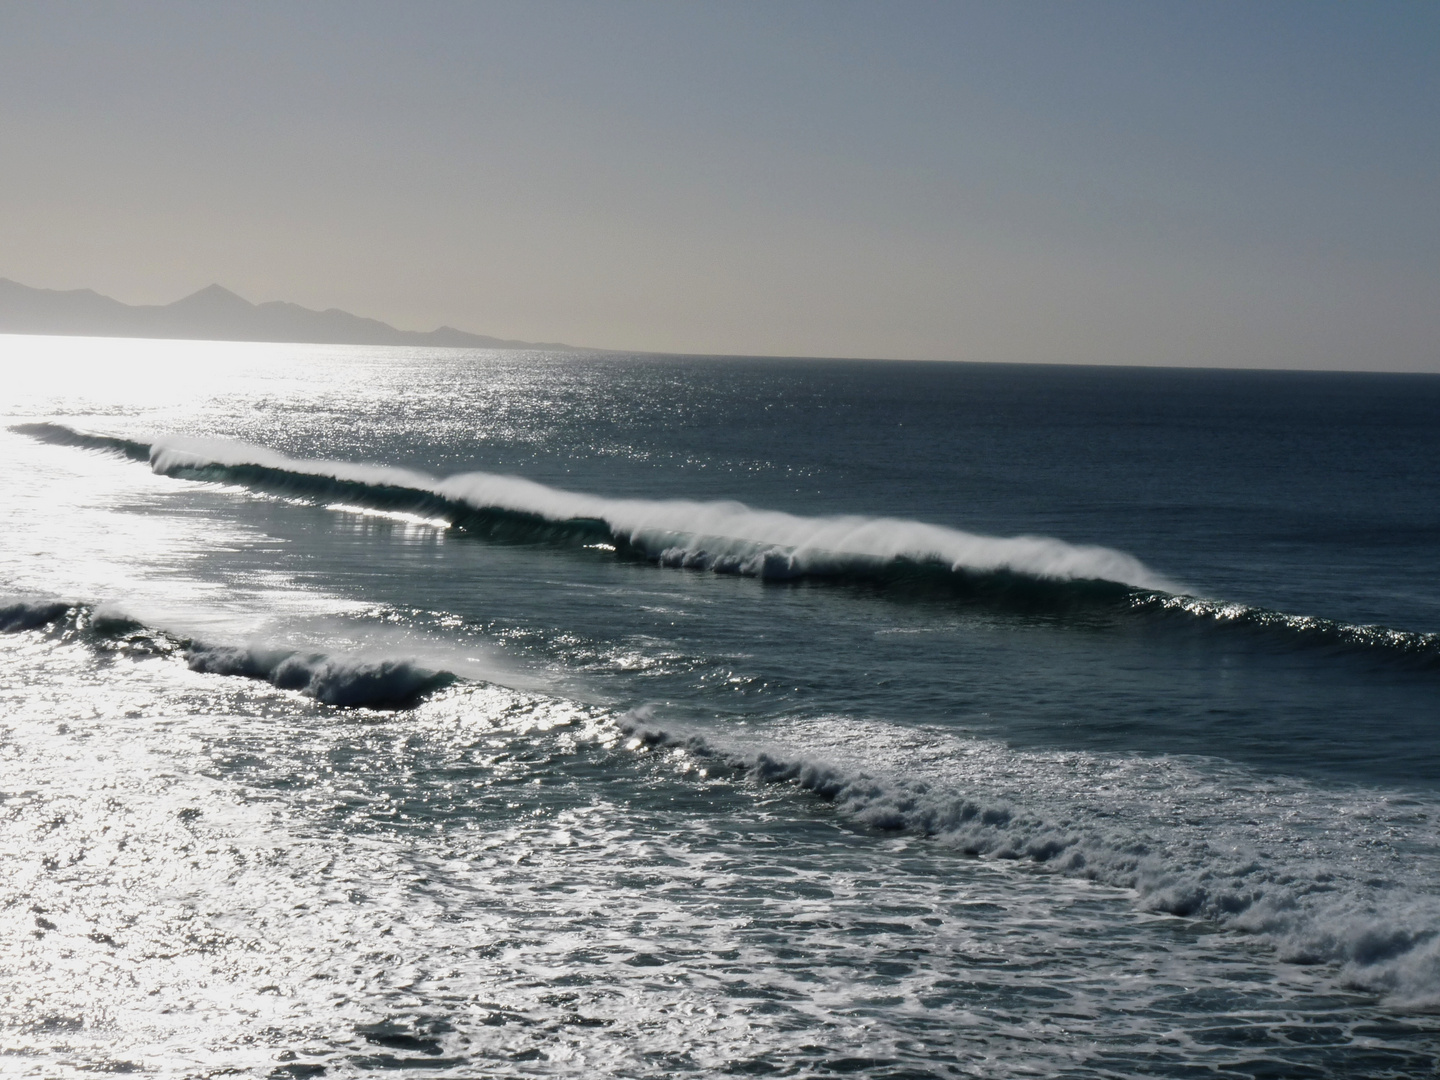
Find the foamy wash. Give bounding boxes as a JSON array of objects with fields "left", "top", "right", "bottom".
[{"left": 2, "top": 338, "right": 1438, "bottom": 1077}]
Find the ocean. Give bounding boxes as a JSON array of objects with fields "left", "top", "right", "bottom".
[{"left": 2, "top": 334, "right": 1438, "bottom": 1078}]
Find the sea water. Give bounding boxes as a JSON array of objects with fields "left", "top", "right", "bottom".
[{"left": 1, "top": 335, "right": 1438, "bottom": 1077}]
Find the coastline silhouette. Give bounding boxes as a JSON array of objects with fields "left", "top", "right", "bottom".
[{"left": 0, "top": 277, "right": 579, "bottom": 349}]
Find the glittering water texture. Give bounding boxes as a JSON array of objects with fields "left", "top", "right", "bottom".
[
  {"left": 2, "top": 335, "right": 1439, "bottom": 1077},
  {"left": 5, "top": 638, "right": 1438, "bottom": 1078}
]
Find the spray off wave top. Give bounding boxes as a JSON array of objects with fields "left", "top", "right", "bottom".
[
  {"left": 15, "top": 422, "right": 1176, "bottom": 590},
  {"left": 16, "top": 422, "right": 1440, "bottom": 664}
]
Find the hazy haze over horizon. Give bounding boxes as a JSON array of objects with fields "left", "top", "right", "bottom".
[{"left": 1, "top": 1, "right": 1437, "bottom": 370}]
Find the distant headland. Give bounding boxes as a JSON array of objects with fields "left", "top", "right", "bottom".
[{"left": 0, "top": 277, "right": 581, "bottom": 350}]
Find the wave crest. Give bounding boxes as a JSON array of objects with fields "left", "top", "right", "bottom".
[
  {"left": 19, "top": 422, "right": 1179, "bottom": 590},
  {"left": 0, "top": 596, "right": 454, "bottom": 709},
  {"left": 1134, "top": 593, "right": 1440, "bottom": 667},
  {"left": 186, "top": 645, "right": 455, "bottom": 708},
  {"left": 16, "top": 423, "right": 1438, "bottom": 665}
]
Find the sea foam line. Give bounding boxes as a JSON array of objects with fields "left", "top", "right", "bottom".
[
  {"left": 7, "top": 590, "right": 1439, "bottom": 1005},
  {"left": 615, "top": 707, "right": 1440, "bottom": 1008}
]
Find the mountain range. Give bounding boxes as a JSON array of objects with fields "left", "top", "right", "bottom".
[{"left": 0, "top": 278, "right": 579, "bottom": 350}]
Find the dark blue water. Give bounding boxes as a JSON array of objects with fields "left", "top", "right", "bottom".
[
  {"left": 136, "top": 355, "right": 1440, "bottom": 778},
  {"left": 2, "top": 338, "right": 1439, "bottom": 1077}
]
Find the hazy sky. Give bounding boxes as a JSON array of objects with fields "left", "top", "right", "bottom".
[{"left": 2, "top": 1, "right": 1437, "bottom": 369}]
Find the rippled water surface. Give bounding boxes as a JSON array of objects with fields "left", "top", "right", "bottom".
[{"left": 2, "top": 336, "right": 1439, "bottom": 1077}]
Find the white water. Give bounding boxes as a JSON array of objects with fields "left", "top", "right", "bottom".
[{"left": 146, "top": 433, "right": 1180, "bottom": 589}]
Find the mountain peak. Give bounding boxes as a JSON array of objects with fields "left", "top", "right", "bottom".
[
  {"left": 0, "top": 275, "right": 582, "bottom": 350},
  {"left": 169, "top": 283, "right": 254, "bottom": 310}
]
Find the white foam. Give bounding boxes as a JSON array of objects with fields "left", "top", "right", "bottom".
[
  {"left": 615, "top": 707, "right": 1440, "bottom": 1008},
  {"left": 148, "top": 434, "right": 1178, "bottom": 590}
]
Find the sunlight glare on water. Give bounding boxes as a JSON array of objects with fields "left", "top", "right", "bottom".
[{"left": 2, "top": 335, "right": 1439, "bottom": 1077}]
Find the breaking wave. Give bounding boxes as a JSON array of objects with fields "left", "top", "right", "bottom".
[
  {"left": 1133, "top": 592, "right": 1440, "bottom": 667},
  {"left": 185, "top": 645, "right": 455, "bottom": 708},
  {"left": 615, "top": 707, "right": 1440, "bottom": 1007},
  {"left": 0, "top": 598, "right": 73, "bottom": 633},
  {"left": 0, "top": 596, "right": 454, "bottom": 709},
  {"left": 16, "top": 422, "right": 1440, "bottom": 665},
  {"left": 8, "top": 591, "right": 1438, "bottom": 1004},
  {"left": 14, "top": 422, "right": 1174, "bottom": 590}
]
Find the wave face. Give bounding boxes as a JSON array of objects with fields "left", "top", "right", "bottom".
[
  {"left": 0, "top": 598, "right": 73, "bottom": 633},
  {"left": 0, "top": 597, "right": 454, "bottom": 709},
  {"left": 1133, "top": 592, "right": 1440, "bottom": 668},
  {"left": 0, "top": 597, "right": 153, "bottom": 643},
  {"left": 11, "top": 421, "right": 151, "bottom": 462},
  {"left": 17, "top": 422, "right": 1440, "bottom": 669},
  {"left": 14, "top": 423, "right": 1182, "bottom": 591},
  {"left": 185, "top": 645, "right": 455, "bottom": 708}
]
